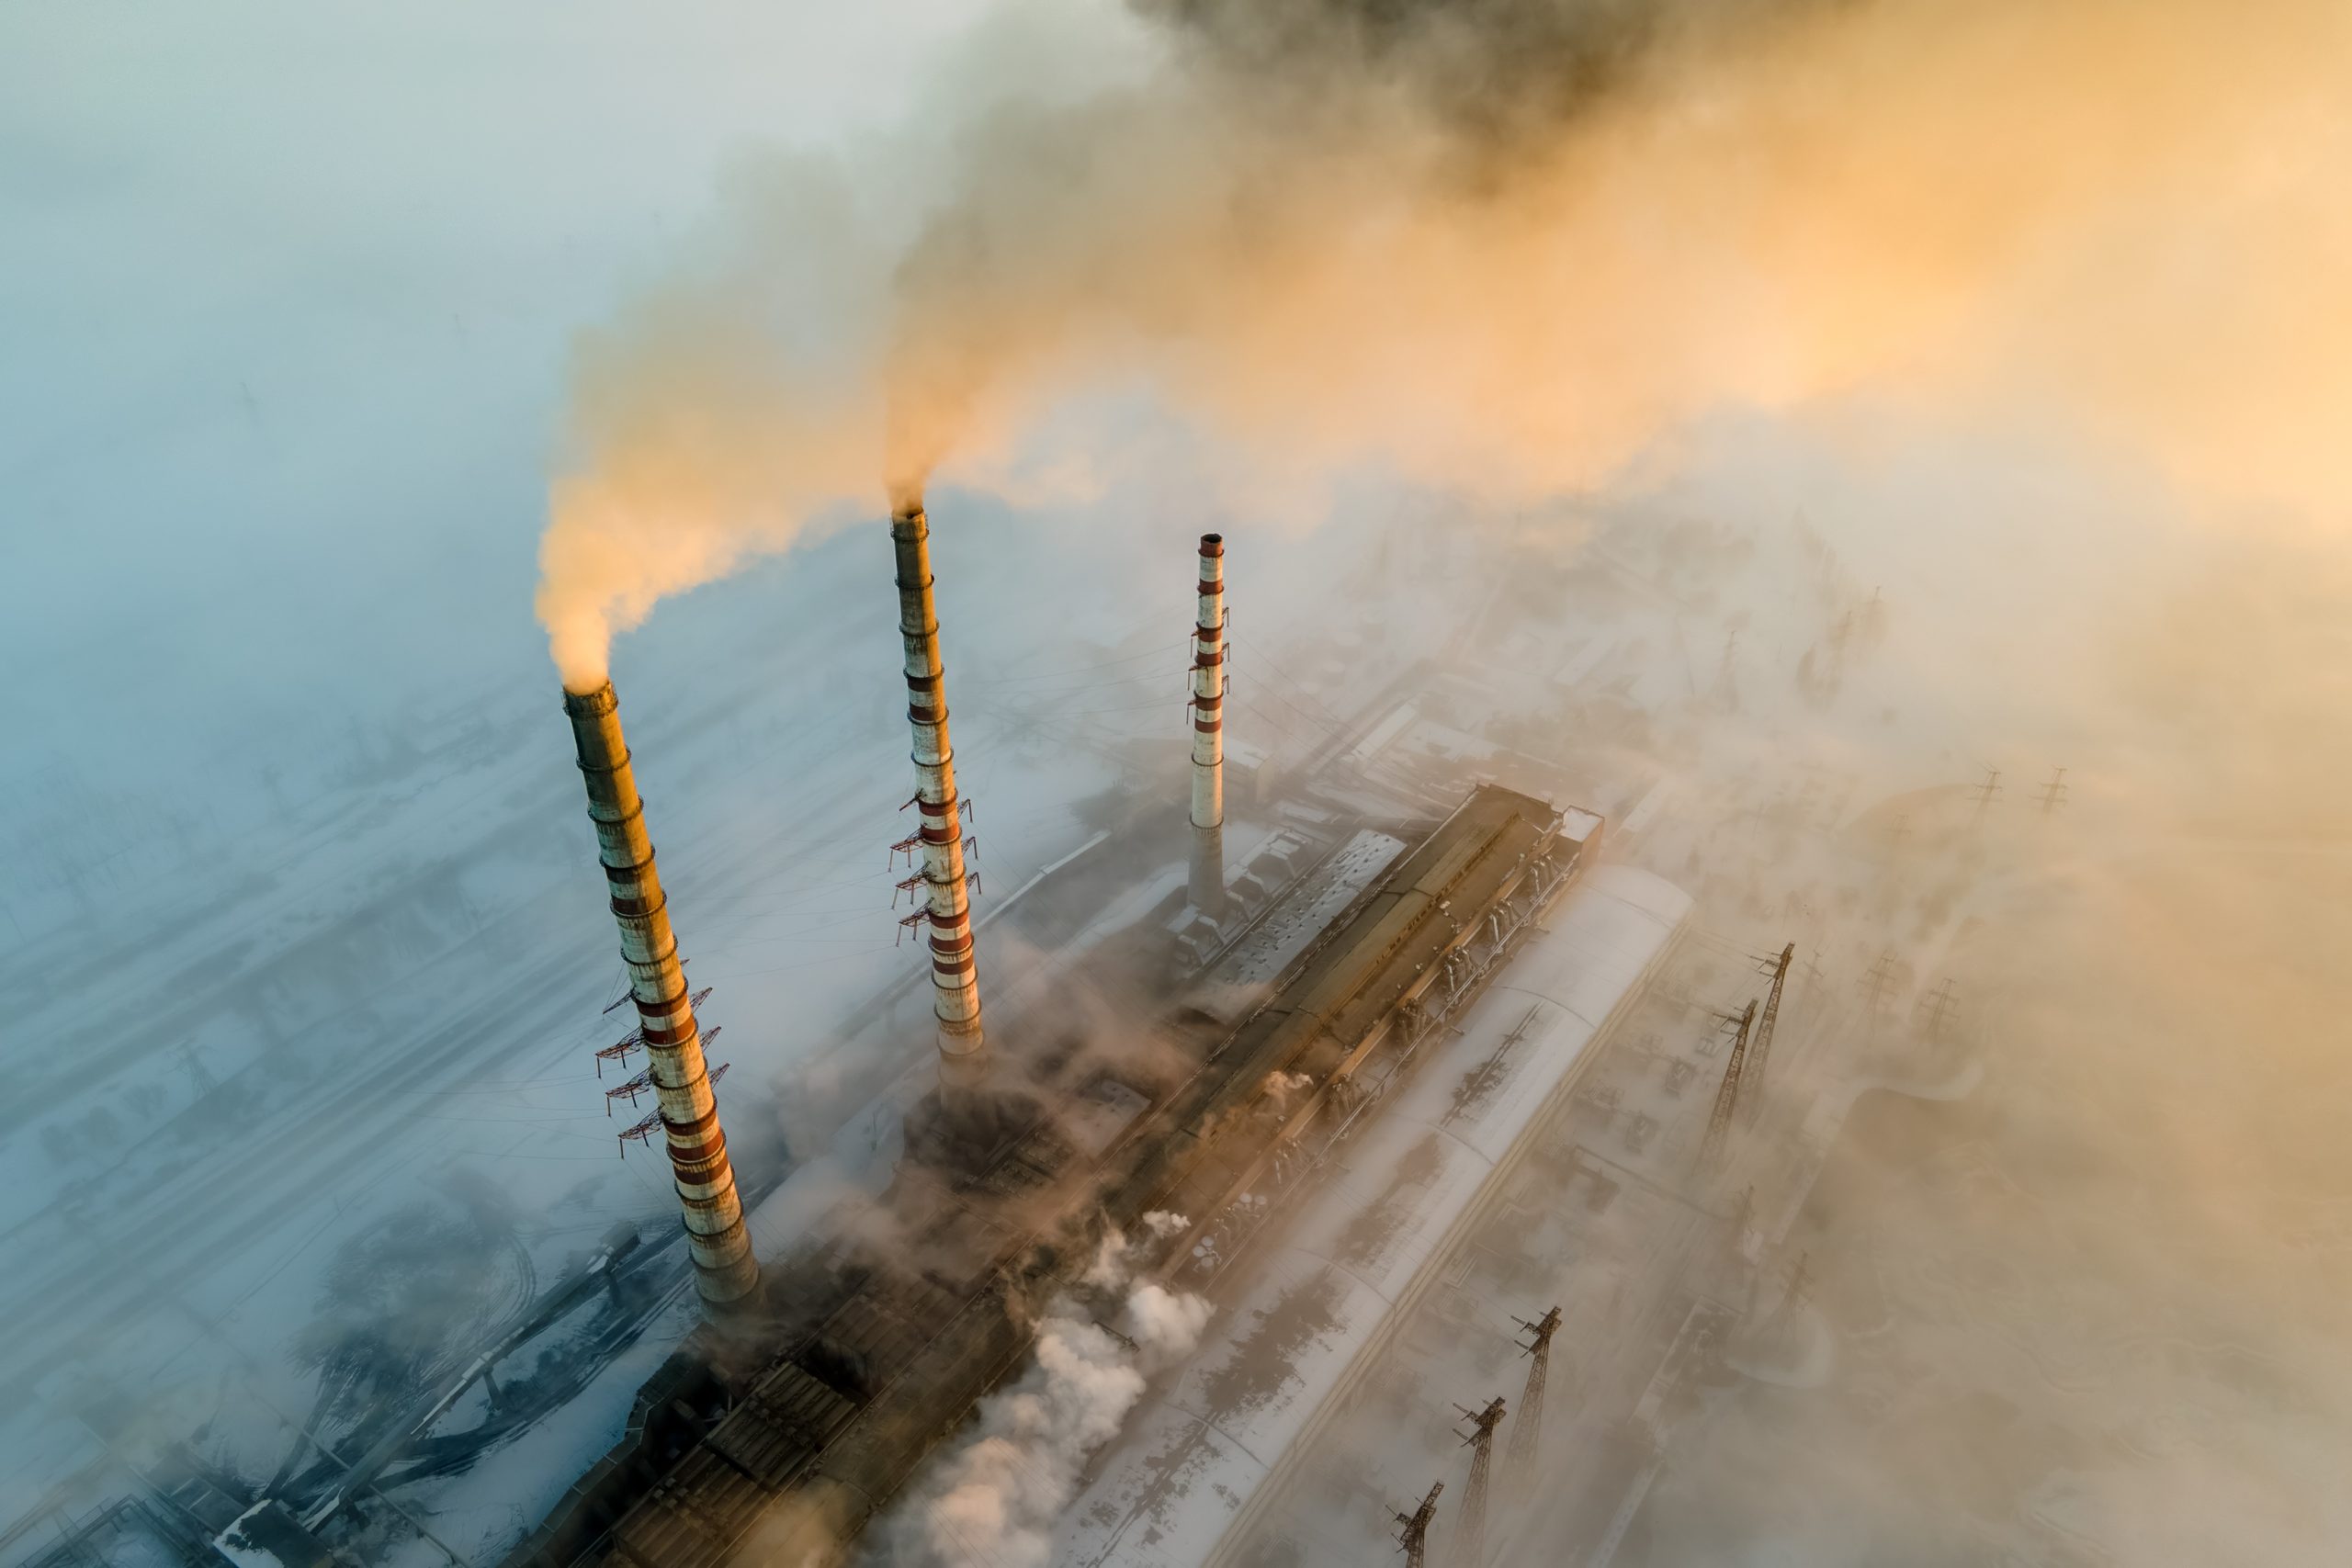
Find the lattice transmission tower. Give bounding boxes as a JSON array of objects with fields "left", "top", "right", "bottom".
[
  {"left": 1743, "top": 942, "right": 1794, "bottom": 1124},
  {"left": 1503, "top": 1307, "right": 1563, "bottom": 1496},
  {"left": 1391, "top": 1481, "right": 1443, "bottom": 1568},
  {"left": 1858, "top": 949, "right": 1904, "bottom": 1018},
  {"left": 1969, "top": 765, "right": 2003, "bottom": 826},
  {"left": 2032, "top": 764, "right": 2069, "bottom": 813},
  {"left": 1915, "top": 978, "right": 1961, "bottom": 1045},
  {"left": 1450, "top": 1396, "right": 1508, "bottom": 1568},
  {"left": 1697, "top": 1000, "right": 1757, "bottom": 1174}
]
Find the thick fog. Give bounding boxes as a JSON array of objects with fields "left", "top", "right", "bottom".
[{"left": 5, "top": 2, "right": 2349, "bottom": 1566}]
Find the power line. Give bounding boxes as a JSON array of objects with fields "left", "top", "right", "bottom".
[
  {"left": 969, "top": 662, "right": 1190, "bottom": 696},
  {"left": 1227, "top": 669, "right": 1340, "bottom": 737},
  {"left": 994, "top": 695, "right": 1190, "bottom": 718},
  {"left": 971, "top": 638, "right": 1191, "bottom": 684},
  {"left": 1229, "top": 638, "right": 1345, "bottom": 729}
]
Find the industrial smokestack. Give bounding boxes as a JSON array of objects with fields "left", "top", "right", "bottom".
[
  {"left": 561, "top": 682, "right": 760, "bottom": 1310},
  {"left": 1189, "top": 533, "right": 1227, "bottom": 919},
  {"left": 890, "top": 503, "right": 987, "bottom": 1086}
]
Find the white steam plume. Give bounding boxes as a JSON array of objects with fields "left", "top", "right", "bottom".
[{"left": 882, "top": 1224, "right": 1212, "bottom": 1568}]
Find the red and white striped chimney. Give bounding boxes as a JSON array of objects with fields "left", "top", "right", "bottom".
[
  {"left": 891, "top": 502, "right": 987, "bottom": 1084},
  {"left": 1189, "top": 533, "right": 1227, "bottom": 918},
  {"left": 562, "top": 681, "right": 759, "bottom": 1310}
]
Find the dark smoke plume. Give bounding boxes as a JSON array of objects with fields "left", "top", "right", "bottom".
[{"left": 1138, "top": 0, "right": 1836, "bottom": 142}]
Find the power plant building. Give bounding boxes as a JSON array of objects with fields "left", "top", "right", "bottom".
[
  {"left": 503, "top": 764, "right": 1624, "bottom": 1568},
  {"left": 1058, "top": 864, "right": 1690, "bottom": 1568},
  {"left": 24, "top": 517, "right": 1685, "bottom": 1568}
]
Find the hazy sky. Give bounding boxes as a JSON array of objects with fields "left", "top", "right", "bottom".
[{"left": 1, "top": 1, "right": 989, "bottom": 787}]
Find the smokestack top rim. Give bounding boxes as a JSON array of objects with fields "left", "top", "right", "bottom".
[
  {"left": 562, "top": 680, "right": 619, "bottom": 716},
  {"left": 1199, "top": 533, "right": 1225, "bottom": 555}
]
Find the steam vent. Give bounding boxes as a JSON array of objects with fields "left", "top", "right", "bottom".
[{"left": 563, "top": 681, "right": 758, "bottom": 1309}]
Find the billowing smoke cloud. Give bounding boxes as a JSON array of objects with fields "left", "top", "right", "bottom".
[
  {"left": 883, "top": 1224, "right": 1212, "bottom": 1568},
  {"left": 1137, "top": 0, "right": 1826, "bottom": 140},
  {"left": 534, "top": 0, "right": 2352, "bottom": 688}
]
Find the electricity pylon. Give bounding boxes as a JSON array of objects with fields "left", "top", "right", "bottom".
[
  {"left": 1697, "top": 1000, "right": 1757, "bottom": 1173},
  {"left": 1915, "top": 978, "right": 1961, "bottom": 1045},
  {"left": 1503, "top": 1307, "right": 1563, "bottom": 1496},
  {"left": 1450, "top": 1397, "right": 1508, "bottom": 1568},
  {"left": 1969, "top": 765, "right": 2003, "bottom": 818},
  {"left": 2032, "top": 765, "right": 2069, "bottom": 813},
  {"left": 1858, "top": 949, "right": 1903, "bottom": 1018},
  {"left": 1393, "top": 1481, "right": 1443, "bottom": 1568},
  {"left": 1743, "top": 942, "right": 1794, "bottom": 1123}
]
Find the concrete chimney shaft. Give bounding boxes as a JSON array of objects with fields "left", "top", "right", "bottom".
[
  {"left": 890, "top": 505, "right": 987, "bottom": 1081},
  {"left": 1189, "top": 533, "right": 1227, "bottom": 916},
  {"left": 563, "top": 682, "right": 759, "bottom": 1309}
]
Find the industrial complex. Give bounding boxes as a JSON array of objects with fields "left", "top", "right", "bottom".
[
  {"left": 18, "top": 0, "right": 2341, "bottom": 1559},
  {"left": 505, "top": 516, "right": 1622, "bottom": 1568},
  {"left": 7, "top": 499, "right": 1983, "bottom": 1568}
]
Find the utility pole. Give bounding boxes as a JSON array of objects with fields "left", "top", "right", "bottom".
[
  {"left": 176, "top": 1041, "right": 217, "bottom": 1097},
  {"left": 2032, "top": 765, "right": 2069, "bottom": 813},
  {"left": 1393, "top": 1482, "right": 1443, "bottom": 1568},
  {"left": 1858, "top": 949, "right": 1902, "bottom": 1018},
  {"left": 1743, "top": 943, "right": 1794, "bottom": 1124},
  {"left": 1725, "top": 1184, "right": 1759, "bottom": 1274},
  {"left": 1450, "top": 1397, "right": 1508, "bottom": 1568},
  {"left": 1968, "top": 765, "right": 2003, "bottom": 818},
  {"left": 1914, "top": 978, "right": 1961, "bottom": 1045},
  {"left": 1697, "top": 1001, "right": 1757, "bottom": 1174},
  {"left": 1759, "top": 1252, "right": 1814, "bottom": 1352},
  {"left": 1503, "top": 1307, "right": 1563, "bottom": 1496}
]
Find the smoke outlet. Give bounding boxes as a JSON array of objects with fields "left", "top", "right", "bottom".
[
  {"left": 890, "top": 504, "right": 987, "bottom": 1085},
  {"left": 1190, "top": 532, "right": 1227, "bottom": 918}
]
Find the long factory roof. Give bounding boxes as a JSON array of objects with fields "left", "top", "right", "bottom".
[{"left": 1054, "top": 864, "right": 1691, "bottom": 1568}]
